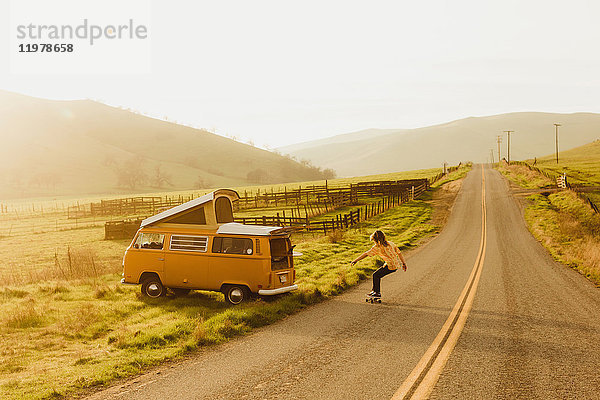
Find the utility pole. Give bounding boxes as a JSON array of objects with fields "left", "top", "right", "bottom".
[
  {"left": 504, "top": 130, "right": 514, "bottom": 164},
  {"left": 497, "top": 135, "right": 502, "bottom": 167},
  {"left": 554, "top": 123, "right": 561, "bottom": 164},
  {"left": 490, "top": 149, "right": 495, "bottom": 165}
]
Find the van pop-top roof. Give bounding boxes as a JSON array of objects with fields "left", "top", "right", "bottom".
[{"left": 140, "top": 189, "right": 240, "bottom": 228}]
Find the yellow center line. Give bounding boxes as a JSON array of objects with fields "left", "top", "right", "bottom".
[{"left": 392, "top": 166, "right": 487, "bottom": 400}]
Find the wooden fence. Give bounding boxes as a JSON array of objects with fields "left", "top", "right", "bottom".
[
  {"left": 88, "top": 177, "right": 430, "bottom": 220},
  {"left": 105, "top": 181, "right": 429, "bottom": 239},
  {"left": 428, "top": 164, "right": 462, "bottom": 185},
  {"left": 103, "top": 168, "right": 458, "bottom": 239},
  {"left": 234, "top": 179, "right": 429, "bottom": 210},
  {"left": 72, "top": 194, "right": 201, "bottom": 219},
  {"left": 104, "top": 218, "right": 145, "bottom": 240},
  {"left": 235, "top": 181, "right": 428, "bottom": 233}
]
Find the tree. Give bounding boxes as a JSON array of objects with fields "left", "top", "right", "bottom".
[
  {"left": 113, "top": 156, "right": 148, "bottom": 189},
  {"left": 246, "top": 168, "right": 270, "bottom": 184},
  {"left": 322, "top": 168, "right": 337, "bottom": 179},
  {"left": 153, "top": 164, "right": 173, "bottom": 188}
]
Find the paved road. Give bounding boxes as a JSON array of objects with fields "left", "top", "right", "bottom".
[{"left": 86, "top": 164, "right": 600, "bottom": 400}]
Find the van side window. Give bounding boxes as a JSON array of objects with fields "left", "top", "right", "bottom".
[
  {"left": 212, "top": 237, "right": 253, "bottom": 255},
  {"left": 134, "top": 233, "right": 165, "bottom": 250},
  {"left": 167, "top": 208, "right": 206, "bottom": 225},
  {"left": 170, "top": 235, "right": 208, "bottom": 252},
  {"left": 215, "top": 197, "right": 234, "bottom": 223}
]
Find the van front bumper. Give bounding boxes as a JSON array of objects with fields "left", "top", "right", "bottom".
[
  {"left": 120, "top": 278, "right": 138, "bottom": 286},
  {"left": 258, "top": 284, "right": 298, "bottom": 296}
]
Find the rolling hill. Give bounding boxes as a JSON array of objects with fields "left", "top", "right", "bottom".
[
  {"left": 0, "top": 91, "right": 331, "bottom": 199},
  {"left": 278, "top": 112, "right": 600, "bottom": 177}
]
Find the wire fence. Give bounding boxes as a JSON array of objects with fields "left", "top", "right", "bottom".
[{"left": 509, "top": 160, "right": 600, "bottom": 214}]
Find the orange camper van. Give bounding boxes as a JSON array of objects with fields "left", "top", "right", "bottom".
[{"left": 121, "top": 189, "right": 299, "bottom": 304}]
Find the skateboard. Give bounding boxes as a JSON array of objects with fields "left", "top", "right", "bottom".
[{"left": 366, "top": 295, "right": 382, "bottom": 304}]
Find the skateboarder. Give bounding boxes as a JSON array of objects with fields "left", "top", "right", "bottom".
[{"left": 350, "top": 230, "right": 407, "bottom": 298}]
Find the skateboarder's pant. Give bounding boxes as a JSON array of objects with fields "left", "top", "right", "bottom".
[{"left": 372, "top": 265, "right": 396, "bottom": 293}]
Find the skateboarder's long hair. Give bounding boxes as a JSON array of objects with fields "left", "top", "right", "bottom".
[{"left": 370, "top": 230, "right": 388, "bottom": 247}]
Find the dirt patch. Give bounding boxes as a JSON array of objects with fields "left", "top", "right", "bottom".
[{"left": 429, "top": 178, "right": 464, "bottom": 228}]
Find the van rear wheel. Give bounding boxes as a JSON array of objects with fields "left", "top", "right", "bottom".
[
  {"left": 141, "top": 277, "right": 165, "bottom": 298},
  {"left": 223, "top": 285, "right": 249, "bottom": 305}
]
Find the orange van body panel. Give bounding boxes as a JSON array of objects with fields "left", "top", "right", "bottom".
[{"left": 122, "top": 226, "right": 296, "bottom": 295}]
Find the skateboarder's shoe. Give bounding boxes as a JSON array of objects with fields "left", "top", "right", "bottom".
[
  {"left": 369, "top": 292, "right": 381, "bottom": 298},
  {"left": 368, "top": 291, "right": 377, "bottom": 296}
]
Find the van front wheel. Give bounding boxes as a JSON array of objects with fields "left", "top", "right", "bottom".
[
  {"left": 223, "top": 285, "right": 249, "bottom": 305},
  {"left": 141, "top": 277, "right": 165, "bottom": 298}
]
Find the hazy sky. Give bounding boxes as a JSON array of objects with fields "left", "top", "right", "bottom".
[{"left": 2, "top": 0, "right": 599, "bottom": 148}]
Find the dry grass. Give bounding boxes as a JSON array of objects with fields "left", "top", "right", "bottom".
[
  {"left": 525, "top": 191, "right": 600, "bottom": 284},
  {"left": 53, "top": 246, "right": 100, "bottom": 280},
  {"left": 4, "top": 298, "right": 45, "bottom": 329},
  {"left": 498, "top": 164, "right": 555, "bottom": 189},
  {"left": 429, "top": 178, "right": 464, "bottom": 228},
  {"left": 192, "top": 316, "right": 207, "bottom": 344},
  {"left": 0, "top": 228, "right": 129, "bottom": 287},
  {"left": 326, "top": 229, "right": 345, "bottom": 243},
  {"left": 0, "top": 239, "right": 123, "bottom": 287},
  {"left": 56, "top": 304, "right": 100, "bottom": 337}
]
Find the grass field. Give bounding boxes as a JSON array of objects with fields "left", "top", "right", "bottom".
[
  {"left": 0, "top": 167, "right": 446, "bottom": 283},
  {"left": 1, "top": 167, "right": 443, "bottom": 213},
  {"left": 0, "top": 167, "right": 444, "bottom": 239},
  {"left": 0, "top": 166, "right": 469, "bottom": 400},
  {"left": 524, "top": 191, "right": 600, "bottom": 285},
  {"left": 497, "top": 142, "right": 600, "bottom": 286},
  {"left": 525, "top": 139, "right": 600, "bottom": 185},
  {"left": 497, "top": 163, "right": 555, "bottom": 189}
]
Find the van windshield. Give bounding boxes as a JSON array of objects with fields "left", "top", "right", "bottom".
[
  {"left": 134, "top": 233, "right": 165, "bottom": 250},
  {"left": 270, "top": 238, "right": 290, "bottom": 270}
]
